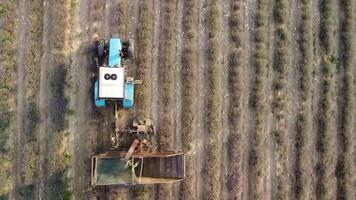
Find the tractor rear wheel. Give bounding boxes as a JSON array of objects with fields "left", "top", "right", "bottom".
[{"left": 126, "top": 39, "right": 134, "bottom": 59}]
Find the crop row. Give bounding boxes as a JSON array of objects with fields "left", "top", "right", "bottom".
[
  {"left": 336, "top": 0, "right": 354, "bottom": 199},
  {"left": 294, "top": 0, "right": 313, "bottom": 199},
  {"left": 135, "top": 0, "right": 154, "bottom": 118},
  {"left": 0, "top": 1, "right": 16, "bottom": 198},
  {"left": 272, "top": 0, "right": 289, "bottom": 199},
  {"left": 317, "top": 0, "right": 333, "bottom": 199},
  {"left": 202, "top": 0, "right": 220, "bottom": 199},
  {"left": 43, "top": 1, "right": 72, "bottom": 198},
  {"left": 157, "top": 1, "right": 177, "bottom": 199},
  {"left": 132, "top": 1, "right": 154, "bottom": 199},
  {"left": 181, "top": 0, "right": 198, "bottom": 199},
  {"left": 249, "top": 0, "right": 268, "bottom": 199},
  {"left": 18, "top": 0, "right": 44, "bottom": 198},
  {"left": 226, "top": 0, "right": 244, "bottom": 199}
]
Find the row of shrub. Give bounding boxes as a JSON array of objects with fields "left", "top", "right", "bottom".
[
  {"left": 132, "top": 1, "right": 154, "bottom": 199},
  {"left": 294, "top": 0, "right": 313, "bottom": 199},
  {"left": 157, "top": 0, "right": 177, "bottom": 151},
  {"left": 181, "top": 0, "right": 198, "bottom": 199},
  {"left": 249, "top": 0, "right": 268, "bottom": 199},
  {"left": 226, "top": 0, "right": 244, "bottom": 199},
  {"left": 272, "top": 0, "right": 289, "bottom": 199},
  {"left": 41, "top": 1, "right": 71, "bottom": 198},
  {"left": 156, "top": 1, "right": 177, "bottom": 199},
  {"left": 135, "top": 1, "right": 154, "bottom": 119},
  {"left": 18, "top": 1, "right": 44, "bottom": 198},
  {"left": 317, "top": 0, "right": 333, "bottom": 199},
  {"left": 0, "top": 1, "right": 16, "bottom": 198},
  {"left": 336, "top": 0, "right": 354, "bottom": 199},
  {"left": 202, "top": 0, "right": 220, "bottom": 199}
]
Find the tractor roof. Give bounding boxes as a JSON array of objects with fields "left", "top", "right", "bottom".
[
  {"left": 108, "top": 38, "right": 122, "bottom": 67},
  {"left": 98, "top": 67, "right": 125, "bottom": 99}
]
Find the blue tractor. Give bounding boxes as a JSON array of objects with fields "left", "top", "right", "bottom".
[{"left": 93, "top": 37, "right": 141, "bottom": 108}]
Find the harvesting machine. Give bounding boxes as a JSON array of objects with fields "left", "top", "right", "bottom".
[
  {"left": 91, "top": 36, "right": 185, "bottom": 186},
  {"left": 93, "top": 37, "right": 141, "bottom": 109}
]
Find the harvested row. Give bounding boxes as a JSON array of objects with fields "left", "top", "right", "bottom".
[
  {"left": 0, "top": 1, "right": 16, "bottom": 198},
  {"left": 202, "top": 0, "right": 220, "bottom": 199},
  {"left": 226, "top": 0, "right": 244, "bottom": 199},
  {"left": 249, "top": 0, "right": 269, "bottom": 199},
  {"left": 336, "top": 0, "right": 354, "bottom": 199},
  {"left": 294, "top": 0, "right": 313, "bottom": 199},
  {"left": 271, "top": 0, "right": 289, "bottom": 199},
  {"left": 156, "top": 0, "right": 177, "bottom": 199},
  {"left": 180, "top": 0, "right": 198, "bottom": 199},
  {"left": 316, "top": 0, "right": 334, "bottom": 199},
  {"left": 132, "top": 1, "right": 154, "bottom": 199}
]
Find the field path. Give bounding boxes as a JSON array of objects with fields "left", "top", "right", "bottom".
[
  {"left": 11, "top": 0, "right": 31, "bottom": 199},
  {"left": 68, "top": 0, "right": 95, "bottom": 199},
  {"left": 287, "top": 0, "right": 302, "bottom": 198},
  {"left": 151, "top": 0, "right": 161, "bottom": 147},
  {"left": 242, "top": 0, "right": 257, "bottom": 199},
  {"left": 196, "top": 0, "right": 208, "bottom": 198},
  {"left": 218, "top": 0, "right": 232, "bottom": 199},
  {"left": 173, "top": 0, "right": 183, "bottom": 197},
  {"left": 36, "top": 0, "right": 57, "bottom": 198}
]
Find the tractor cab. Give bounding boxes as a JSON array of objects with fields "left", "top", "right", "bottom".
[{"left": 93, "top": 37, "right": 140, "bottom": 108}]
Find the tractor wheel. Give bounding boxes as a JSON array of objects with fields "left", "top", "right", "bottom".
[
  {"left": 97, "top": 40, "right": 105, "bottom": 59},
  {"left": 126, "top": 39, "right": 134, "bottom": 59}
]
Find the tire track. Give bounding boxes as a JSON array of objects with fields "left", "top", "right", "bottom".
[{"left": 12, "top": 0, "right": 31, "bottom": 198}]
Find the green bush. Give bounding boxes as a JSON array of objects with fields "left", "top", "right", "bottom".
[{"left": 0, "top": 4, "right": 4, "bottom": 16}]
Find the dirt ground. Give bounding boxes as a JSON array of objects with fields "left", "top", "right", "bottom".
[{"left": 3, "top": 0, "right": 356, "bottom": 199}]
